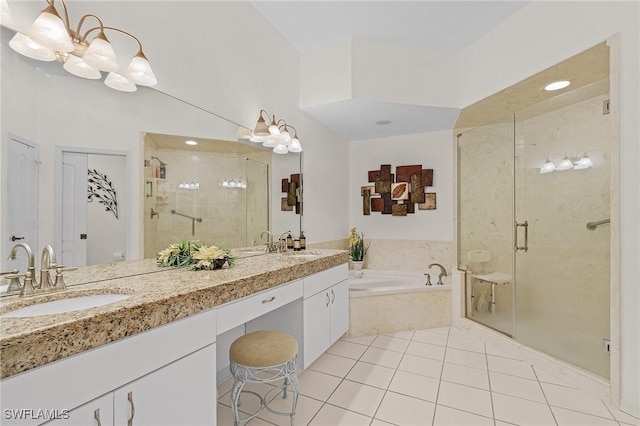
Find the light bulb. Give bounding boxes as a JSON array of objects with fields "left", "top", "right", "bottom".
[
  {"left": 63, "top": 55, "right": 101, "bottom": 79},
  {"left": 126, "top": 52, "right": 157, "bottom": 86},
  {"left": 557, "top": 157, "right": 574, "bottom": 171},
  {"left": 574, "top": 155, "right": 594, "bottom": 170},
  {"left": 539, "top": 159, "right": 556, "bottom": 174},
  {"left": 83, "top": 32, "right": 119, "bottom": 72},
  {"left": 105, "top": 72, "right": 137, "bottom": 92},
  {"left": 263, "top": 135, "right": 277, "bottom": 148},
  {"left": 9, "top": 33, "right": 56, "bottom": 61},
  {"left": 27, "top": 4, "right": 74, "bottom": 53},
  {"left": 249, "top": 133, "right": 265, "bottom": 143},
  {"left": 273, "top": 144, "right": 288, "bottom": 154},
  {"left": 288, "top": 137, "right": 302, "bottom": 153}
]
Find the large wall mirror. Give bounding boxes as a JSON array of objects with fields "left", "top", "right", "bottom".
[{"left": 0, "top": 25, "right": 302, "bottom": 291}]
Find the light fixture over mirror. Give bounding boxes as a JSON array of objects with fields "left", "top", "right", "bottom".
[
  {"left": 249, "top": 109, "right": 303, "bottom": 154},
  {"left": 8, "top": 0, "right": 157, "bottom": 92}
]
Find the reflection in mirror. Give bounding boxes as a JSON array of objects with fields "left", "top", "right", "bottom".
[
  {"left": 1, "top": 25, "right": 302, "bottom": 291},
  {"left": 143, "top": 133, "right": 270, "bottom": 256}
]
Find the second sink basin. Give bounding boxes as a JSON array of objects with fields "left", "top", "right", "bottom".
[{"left": 2, "top": 294, "right": 130, "bottom": 318}]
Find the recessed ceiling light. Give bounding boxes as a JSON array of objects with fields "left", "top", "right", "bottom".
[
  {"left": 376, "top": 120, "right": 391, "bottom": 126},
  {"left": 185, "top": 140, "right": 198, "bottom": 146},
  {"left": 544, "top": 80, "right": 571, "bottom": 91}
]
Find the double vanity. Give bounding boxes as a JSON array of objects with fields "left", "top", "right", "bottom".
[{"left": 0, "top": 249, "right": 349, "bottom": 426}]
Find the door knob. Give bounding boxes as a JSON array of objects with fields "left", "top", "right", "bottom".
[{"left": 11, "top": 235, "right": 24, "bottom": 241}]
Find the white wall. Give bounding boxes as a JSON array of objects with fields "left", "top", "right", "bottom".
[
  {"left": 460, "top": 1, "right": 639, "bottom": 415},
  {"left": 349, "top": 130, "right": 454, "bottom": 241}
]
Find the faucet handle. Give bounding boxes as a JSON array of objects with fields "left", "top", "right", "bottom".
[
  {"left": 423, "top": 273, "right": 432, "bottom": 286},
  {"left": 1, "top": 269, "right": 19, "bottom": 276}
]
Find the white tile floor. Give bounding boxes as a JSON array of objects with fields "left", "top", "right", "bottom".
[{"left": 217, "top": 327, "right": 639, "bottom": 426}]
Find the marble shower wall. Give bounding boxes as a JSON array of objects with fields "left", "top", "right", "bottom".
[{"left": 147, "top": 150, "right": 268, "bottom": 255}]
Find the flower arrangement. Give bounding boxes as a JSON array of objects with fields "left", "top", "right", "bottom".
[
  {"left": 348, "top": 227, "right": 370, "bottom": 261},
  {"left": 156, "top": 239, "right": 236, "bottom": 270}
]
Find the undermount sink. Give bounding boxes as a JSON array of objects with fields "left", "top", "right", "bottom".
[{"left": 2, "top": 294, "right": 130, "bottom": 318}]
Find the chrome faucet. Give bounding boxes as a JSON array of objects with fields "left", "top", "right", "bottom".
[
  {"left": 8, "top": 242, "right": 37, "bottom": 295},
  {"left": 39, "top": 245, "right": 58, "bottom": 290},
  {"left": 428, "top": 263, "right": 447, "bottom": 285},
  {"left": 260, "top": 230, "right": 277, "bottom": 253}
]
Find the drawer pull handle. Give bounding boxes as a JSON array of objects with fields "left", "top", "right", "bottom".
[
  {"left": 331, "top": 289, "right": 336, "bottom": 303},
  {"left": 262, "top": 296, "right": 275, "bottom": 303},
  {"left": 127, "top": 391, "right": 136, "bottom": 426},
  {"left": 94, "top": 409, "right": 102, "bottom": 426},
  {"left": 326, "top": 292, "right": 330, "bottom": 307}
]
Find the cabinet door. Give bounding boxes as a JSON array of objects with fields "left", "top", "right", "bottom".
[
  {"left": 44, "top": 394, "right": 113, "bottom": 426},
  {"left": 329, "top": 280, "right": 349, "bottom": 344},
  {"left": 113, "top": 344, "right": 216, "bottom": 426},
  {"left": 303, "top": 290, "right": 331, "bottom": 368}
]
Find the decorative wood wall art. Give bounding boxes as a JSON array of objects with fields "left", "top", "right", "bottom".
[
  {"left": 362, "top": 164, "right": 435, "bottom": 216},
  {"left": 281, "top": 173, "right": 301, "bottom": 214}
]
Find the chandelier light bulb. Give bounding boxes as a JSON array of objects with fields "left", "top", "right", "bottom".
[
  {"left": 288, "top": 137, "right": 302, "bottom": 153},
  {"left": 9, "top": 32, "right": 56, "bottom": 61},
  {"left": 539, "top": 158, "right": 556, "bottom": 174},
  {"left": 574, "top": 154, "right": 594, "bottom": 170},
  {"left": 27, "top": 4, "right": 74, "bottom": 53},
  {"left": 273, "top": 144, "right": 289, "bottom": 155},
  {"left": 1, "top": 0, "right": 13, "bottom": 26},
  {"left": 104, "top": 72, "right": 137, "bottom": 92},
  {"left": 263, "top": 135, "right": 277, "bottom": 148},
  {"left": 83, "top": 31, "right": 119, "bottom": 72},
  {"left": 125, "top": 51, "right": 157, "bottom": 86},
  {"left": 63, "top": 54, "right": 102, "bottom": 79}
]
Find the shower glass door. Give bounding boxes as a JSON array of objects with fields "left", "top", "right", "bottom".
[
  {"left": 513, "top": 89, "right": 611, "bottom": 378},
  {"left": 457, "top": 115, "right": 515, "bottom": 337}
]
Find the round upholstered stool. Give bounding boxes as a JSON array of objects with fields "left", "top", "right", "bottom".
[{"left": 229, "top": 330, "right": 299, "bottom": 426}]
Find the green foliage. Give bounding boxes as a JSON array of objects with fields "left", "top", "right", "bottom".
[{"left": 348, "top": 227, "right": 370, "bottom": 261}]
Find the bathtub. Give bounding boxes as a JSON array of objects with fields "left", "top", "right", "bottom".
[
  {"left": 347, "top": 269, "right": 452, "bottom": 337},
  {"left": 348, "top": 269, "right": 451, "bottom": 298}
]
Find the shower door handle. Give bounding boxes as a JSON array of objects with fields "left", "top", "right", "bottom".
[{"left": 515, "top": 221, "right": 529, "bottom": 252}]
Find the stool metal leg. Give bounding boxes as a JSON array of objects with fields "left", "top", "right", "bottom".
[{"left": 230, "top": 378, "right": 245, "bottom": 426}]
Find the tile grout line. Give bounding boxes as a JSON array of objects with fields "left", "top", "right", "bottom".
[
  {"left": 429, "top": 327, "right": 451, "bottom": 426},
  {"left": 305, "top": 335, "right": 375, "bottom": 426},
  {"left": 531, "top": 363, "right": 559, "bottom": 426}
]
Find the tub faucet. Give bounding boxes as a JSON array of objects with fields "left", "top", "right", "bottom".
[
  {"left": 428, "top": 263, "right": 447, "bottom": 285},
  {"left": 39, "top": 245, "right": 58, "bottom": 290}
]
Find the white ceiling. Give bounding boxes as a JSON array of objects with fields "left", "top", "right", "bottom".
[{"left": 249, "top": 1, "right": 529, "bottom": 141}]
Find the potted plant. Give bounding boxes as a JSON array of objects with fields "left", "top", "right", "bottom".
[{"left": 349, "top": 227, "right": 370, "bottom": 271}]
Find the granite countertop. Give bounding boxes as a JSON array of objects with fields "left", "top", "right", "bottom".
[{"left": 0, "top": 249, "right": 348, "bottom": 379}]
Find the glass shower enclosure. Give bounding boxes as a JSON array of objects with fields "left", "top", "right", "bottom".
[{"left": 458, "top": 81, "right": 612, "bottom": 378}]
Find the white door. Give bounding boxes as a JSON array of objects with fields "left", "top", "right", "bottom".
[
  {"left": 4, "top": 137, "right": 38, "bottom": 272},
  {"left": 61, "top": 153, "right": 88, "bottom": 267}
]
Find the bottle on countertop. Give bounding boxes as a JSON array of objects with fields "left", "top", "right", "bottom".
[
  {"left": 293, "top": 239, "right": 301, "bottom": 251},
  {"left": 286, "top": 234, "right": 294, "bottom": 249},
  {"left": 299, "top": 232, "right": 306, "bottom": 250},
  {"left": 159, "top": 165, "right": 166, "bottom": 179}
]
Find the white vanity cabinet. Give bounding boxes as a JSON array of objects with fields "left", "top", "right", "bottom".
[
  {"left": 1, "top": 309, "right": 217, "bottom": 426},
  {"left": 302, "top": 264, "right": 349, "bottom": 368}
]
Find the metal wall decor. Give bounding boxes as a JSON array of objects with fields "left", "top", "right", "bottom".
[
  {"left": 87, "top": 169, "right": 119, "bottom": 219},
  {"left": 362, "top": 164, "right": 436, "bottom": 216},
  {"left": 281, "top": 173, "right": 301, "bottom": 214}
]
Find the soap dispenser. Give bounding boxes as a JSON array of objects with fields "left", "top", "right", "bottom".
[{"left": 299, "top": 232, "right": 306, "bottom": 250}]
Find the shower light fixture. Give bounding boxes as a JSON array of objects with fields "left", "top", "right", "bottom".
[
  {"left": 250, "top": 110, "right": 303, "bottom": 154},
  {"left": 8, "top": 0, "right": 157, "bottom": 92},
  {"left": 185, "top": 140, "right": 198, "bottom": 146},
  {"left": 539, "top": 153, "right": 594, "bottom": 174}
]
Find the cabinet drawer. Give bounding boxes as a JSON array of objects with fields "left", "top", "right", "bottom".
[
  {"left": 217, "top": 279, "right": 302, "bottom": 334},
  {"left": 303, "top": 264, "right": 348, "bottom": 299}
]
